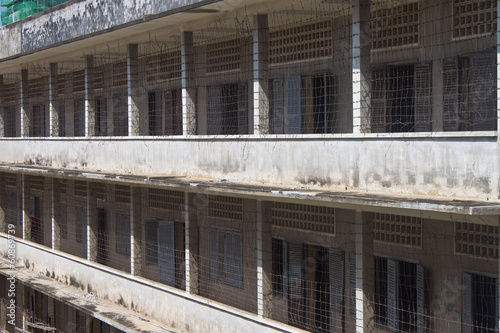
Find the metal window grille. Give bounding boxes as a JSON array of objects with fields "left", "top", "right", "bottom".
[
  {"left": 455, "top": 222, "right": 499, "bottom": 259},
  {"left": 373, "top": 213, "right": 422, "bottom": 248},
  {"left": 74, "top": 181, "right": 87, "bottom": 198},
  {"left": 28, "top": 77, "right": 44, "bottom": 99},
  {"left": 112, "top": 61, "right": 127, "bottom": 87},
  {"left": 208, "top": 195, "right": 243, "bottom": 221},
  {"left": 269, "top": 19, "right": 333, "bottom": 65},
  {"left": 4, "top": 82, "right": 17, "bottom": 103},
  {"left": 72, "top": 70, "right": 85, "bottom": 93},
  {"left": 148, "top": 188, "right": 184, "bottom": 212},
  {"left": 206, "top": 38, "right": 241, "bottom": 74},
  {"left": 371, "top": 2, "right": 419, "bottom": 50},
  {"left": 146, "top": 50, "right": 182, "bottom": 83},
  {"left": 271, "top": 202, "right": 335, "bottom": 234},
  {"left": 453, "top": 0, "right": 497, "bottom": 39},
  {"left": 57, "top": 74, "right": 66, "bottom": 95},
  {"left": 115, "top": 185, "right": 130, "bottom": 204},
  {"left": 94, "top": 65, "right": 104, "bottom": 90}
]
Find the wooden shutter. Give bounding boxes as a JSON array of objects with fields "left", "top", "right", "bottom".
[
  {"left": 273, "top": 78, "right": 284, "bottom": 134},
  {"left": 207, "top": 86, "right": 222, "bottom": 135},
  {"left": 285, "top": 75, "right": 301, "bottom": 134},
  {"left": 416, "top": 264, "right": 425, "bottom": 333},
  {"left": 349, "top": 252, "right": 356, "bottom": 317},
  {"left": 470, "top": 50, "right": 496, "bottom": 131},
  {"left": 209, "top": 227, "right": 218, "bottom": 280},
  {"left": 371, "top": 68, "right": 387, "bottom": 133},
  {"left": 233, "top": 231, "right": 243, "bottom": 287},
  {"left": 145, "top": 220, "right": 158, "bottom": 265},
  {"left": 158, "top": 220, "right": 175, "bottom": 287},
  {"left": 462, "top": 272, "right": 472, "bottom": 333},
  {"left": 164, "top": 90, "right": 174, "bottom": 135},
  {"left": 387, "top": 259, "right": 399, "bottom": 332},
  {"left": 330, "top": 248, "right": 344, "bottom": 330},
  {"left": 237, "top": 84, "right": 248, "bottom": 134},
  {"left": 288, "top": 243, "right": 302, "bottom": 300},
  {"left": 414, "top": 63, "right": 432, "bottom": 132},
  {"left": 443, "top": 59, "right": 460, "bottom": 131}
]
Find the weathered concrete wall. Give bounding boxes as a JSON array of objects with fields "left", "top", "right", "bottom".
[
  {"left": 0, "top": 236, "right": 298, "bottom": 333},
  {"left": 0, "top": 0, "right": 218, "bottom": 59},
  {"left": 0, "top": 134, "right": 497, "bottom": 201}
]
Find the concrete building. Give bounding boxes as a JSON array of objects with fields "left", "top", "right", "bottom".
[{"left": 0, "top": 0, "right": 499, "bottom": 332}]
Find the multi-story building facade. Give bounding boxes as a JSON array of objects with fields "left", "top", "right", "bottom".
[{"left": 0, "top": 0, "right": 499, "bottom": 332}]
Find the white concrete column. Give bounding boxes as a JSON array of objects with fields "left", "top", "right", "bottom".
[
  {"left": 87, "top": 182, "right": 97, "bottom": 261},
  {"left": 52, "top": 179, "right": 61, "bottom": 250},
  {"left": 49, "top": 63, "right": 59, "bottom": 137},
  {"left": 352, "top": 0, "right": 371, "bottom": 134},
  {"left": 186, "top": 192, "right": 201, "bottom": 294},
  {"left": 182, "top": 31, "right": 197, "bottom": 135},
  {"left": 22, "top": 175, "right": 31, "bottom": 241},
  {"left": 256, "top": 200, "right": 272, "bottom": 317},
  {"left": 184, "top": 192, "right": 191, "bottom": 293},
  {"left": 131, "top": 187, "right": 142, "bottom": 276},
  {"left": 354, "top": 210, "right": 374, "bottom": 332},
  {"left": 256, "top": 200, "right": 263, "bottom": 316},
  {"left": 20, "top": 69, "right": 29, "bottom": 137},
  {"left": 127, "top": 44, "right": 140, "bottom": 136},
  {"left": 85, "top": 55, "right": 95, "bottom": 137},
  {"left": 253, "top": 14, "right": 269, "bottom": 135}
]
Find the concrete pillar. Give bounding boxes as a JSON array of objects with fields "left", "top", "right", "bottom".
[
  {"left": 182, "top": 31, "right": 197, "bottom": 135},
  {"left": 85, "top": 55, "right": 96, "bottom": 137},
  {"left": 253, "top": 14, "right": 270, "bottom": 135},
  {"left": 354, "top": 210, "right": 374, "bottom": 332},
  {"left": 22, "top": 175, "right": 31, "bottom": 241},
  {"left": 131, "top": 187, "right": 142, "bottom": 276},
  {"left": 256, "top": 200, "right": 272, "bottom": 317},
  {"left": 186, "top": 192, "right": 200, "bottom": 294},
  {"left": 0, "top": 75, "right": 4, "bottom": 137},
  {"left": 20, "top": 69, "right": 29, "bottom": 137},
  {"left": 127, "top": 44, "right": 139, "bottom": 136},
  {"left": 52, "top": 179, "right": 61, "bottom": 250},
  {"left": 87, "top": 182, "right": 98, "bottom": 261},
  {"left": 0, "top": 174, "right": 5, "bottom": 232},
  {"left": 352, "top": 0, "right": 371, "bottom": 134},
  {"left": 49, "top": 63, "right": 59, "bottom": 137}
]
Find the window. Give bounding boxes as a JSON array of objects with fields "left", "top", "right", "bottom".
[
  {"left": 29, "top": 195, "right": 43, "bottom": 244},
  {"left": 145, "top": 219, "right": 178, "bottom": 287},
  {"left": 271, "top": 73, "right": 336, "bottom": 134},
  {"left": 164, "top": 89, "right": 182, "bottom": 135},
  {"left": 272, "top": 238, "right": 287, "bottom": 297},
  {"left": 30, "top": 104, "right": 46, "bottom": 137},
  {"left": 60, "top": 200, "right": 67, "bottom": 239},
  {"left": 113, "top": 94, "right": 128, "bottom": 136},
  {"left": 74, "top": 99, "right": 85, "bottom": 137},
  {"left": 145, "top": 219, "right": 159, "bottom": 266},
  {"left": 372, "top": 63, "right": 432, "bottom": 133},
  {"left": 462, "top": 272, "right": 498, "bottom": 333},
  {"left": 58, "top": 100, "right": 66, "bottom": 137},
  {"left": 95, "top": 96, "right": 107, "bottom": 136},
  {"left": 115, "top": 209, "right": 130, "bottom": 256},
  {"left": 148, "top": 92, "right": 161, "bottom": 136},
  {"left": 207, "top": 83, "right": 247, "bottom": 135},
  {"left": 6, "top": 190, "right": 17, "bottom": 227},
  {"left": 453, "top": 0, "right": 497, "bottom": 39},
  {"left": 4, "top": 106, "right": 17, "bottom": 137},
  {"left": 371, "top": 2, "right": 419, "bottom": 49},
  {"left": 443, "top": 49, "right": 497, "bottom": 131},
  {"left": 75, "top": 204, "right": 87, "bottom": 259},
  {"left": 209, "top": 227, "right": 243, "bottom": 287},
  {"left": 374, "top": 257, "right": 424, "bottom": 332}
]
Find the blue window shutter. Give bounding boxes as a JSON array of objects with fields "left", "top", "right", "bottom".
[
  {"left": 285, "top": 75, "right": 301, "bottom": 134},
  {"left": 273, "top": 78, "right": 284, "bottom": 134},
  {"left": 387, "top": 259, "right": 399, "bottom": 332},
  {"left": 209, "top": 227, "right": 218, "bottom": 281},
  {"left": 462, "top": 272, "right": 472, "bottom": 333},
  {"left": 158, "top": 220, "right": 175, "bottom": 287},
  {"left": 330, "top": 248, "right": 344, "bottom": 330}
]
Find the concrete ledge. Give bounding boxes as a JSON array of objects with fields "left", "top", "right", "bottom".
[{"left": 0, "top": 236, "right": 305, "bottom": 333}]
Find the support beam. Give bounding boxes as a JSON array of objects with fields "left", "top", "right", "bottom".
[
  {"left": 352, "top": 0, "right": 371, "bottom": 133},
  {"left": 354, "top": 210, "right": 374, "bottom": 332},
  {"left": 127, "top": 44, "right": 140, "bottom": 136},
  {"left": 186, "top": 192, "right": 200, "bottom": 294},
  {"left": 253, "top": 14, "right": 270, "bottom": 135},
  {"left": 182, "top": 31, "right": 197, "bottom": 135},
  {"left": 256, "top": 200, "right": 272, "bottom": 317},
  {"left": 87, "top": 182, "right": 98, "bottom": 262},
  {"left": 85, "top": 56, "right": 95, "bottom": 137},
  {"left": 52, "top": 179, "right": 61, "bottom": 251},
  {"left": 49, "top": 63, "right": 59, "bottom": 137},
  {"left": 20, "top": 69, "right": 29, "bottom": 137},
  {"left": 131, "top": 187, "right": 142, "bottom": 276}
]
